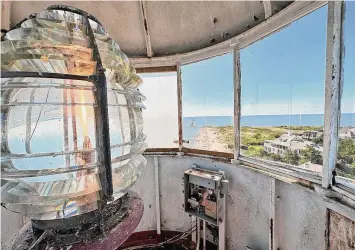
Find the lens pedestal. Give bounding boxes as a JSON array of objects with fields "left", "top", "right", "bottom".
[{"left": 10, "top": 191, "right": 144, "bottom": 250}]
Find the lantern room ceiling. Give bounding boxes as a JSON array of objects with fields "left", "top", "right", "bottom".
[{"left": 7, "top": 1, "right": 293, "bottom": 59}]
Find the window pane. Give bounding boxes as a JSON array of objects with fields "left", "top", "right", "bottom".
[
  {"left": 182, "top": 54, "right": 234, "bottom": 153},
  {"left": 336, "top": 2, "right": 355, "bottom": 186},
  {"left": 240, "top": 6, "right": 327, "bottom": 172},
  {"left": 139, "top": 72, "right": 178, "bottom": 148}
]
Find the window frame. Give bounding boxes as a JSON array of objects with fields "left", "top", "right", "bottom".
[
  {"left": 144, "top": 1, "right": 354, "bottom": 198},
  {"left": 138, "top": 70, "right": 180, "bottom": 149}
]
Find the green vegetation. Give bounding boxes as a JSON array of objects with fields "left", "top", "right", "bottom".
[
  {"left": 213, "top": 126, "right": 322, "bottom": 165},
  {"left": 274, "top": 125, "right": 322, "bottom": 131},
  {"left": 211, "top": 125, "right": 355, "bottom": 179},
  {"left": 338, "top": 138, "right": 355, "bottom": 168},
  {"left": 312, "top": 136, "right": 323, "bottom": 146},
  {"left": 214, "top": 125, "right": 319, "bottom": 150},
  {"left": 282, "top": 149, "right": 300, "bottom": 165},
  {"left": 300, "top": 145, "right": 322, "bottom": 164},
  {"left": 214, "top": 126, "right": 234, "bottom": 150}
]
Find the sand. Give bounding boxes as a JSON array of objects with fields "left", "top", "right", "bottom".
[{"left": 194, "top": 127, "right": 233, "bottom": 153}]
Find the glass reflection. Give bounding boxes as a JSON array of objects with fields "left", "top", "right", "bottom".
[{"left": 1, "top": 7, "right": 146, "bottom": 220}]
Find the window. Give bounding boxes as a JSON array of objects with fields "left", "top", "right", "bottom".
[
  {"left": 182, "top": 54, "right": 234, "bottom": 153},
  {"left": 240, "top": 6, "right": 327, "bottom": 172},
  {"left": 139, "top": 72, "right": 178, "bottom": 148},
  {"left": 335, "top": 2, "right": 355, "bottom": 185}
]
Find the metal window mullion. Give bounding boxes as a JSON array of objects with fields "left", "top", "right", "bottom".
[
  {"left": 85, "top": 16, "right": 113, "bottom": 199},
  {"left": 322, "top": 1, "right": 344, "bottom": 189},
  {"left": 177, "top": 62, "right": 183, "bottom": 151},
  {"left": 0, "top": 71, "right": 94, "bottom": 81},
  {"left": 233, "top": 46, "right": 241, "bottom": 160}
]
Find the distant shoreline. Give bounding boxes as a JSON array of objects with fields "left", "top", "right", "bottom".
[
  {"left": 184, "top": 112, "right": 355, "bottom": 118},
  {"left": 183, "top": 113, "right": 355, "bottom": 128}
]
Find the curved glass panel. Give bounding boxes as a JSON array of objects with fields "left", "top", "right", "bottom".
[
  {"left": 5, "top": 28, "right": 89, "bottom": 47},
  {"left": 1, "top": 155, "right": 146, "bottom": 219},
  {"left": 22, "top": 18, "right": 122, "bottom": 52},
  {"left": 1, "top": 7, "right": 146, "bottom": 220}
]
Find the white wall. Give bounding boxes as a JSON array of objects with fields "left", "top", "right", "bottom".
[
  {"left": 1, "top": 208, "right": 23, "bottom": 250},
  {"left": 133, "top": 155, "right": 330, "bottom": 250},
  {"left": 1, "top": 155, "right": 351, "bottom": 250}
]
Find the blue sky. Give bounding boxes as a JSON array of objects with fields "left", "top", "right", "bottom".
[{"left": 141, "top": 4, "right": 354, "bottom": 117}]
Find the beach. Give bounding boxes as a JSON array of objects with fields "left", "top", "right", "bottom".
[{"left": 194, "top": 127, "right": 233, "bottom": 153}]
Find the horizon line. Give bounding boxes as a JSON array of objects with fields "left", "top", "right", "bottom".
[{"left": 183, "top": 112, "right": 355, "bottom": 118}]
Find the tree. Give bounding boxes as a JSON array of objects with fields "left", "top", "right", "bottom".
[
  {"left": 300, "top": 145, "right": 322, "bottom": 164},
  {"left": 269, "top": 153, "right": 282, "bottom": 162},
  {"left": 246, "top": 146, "right": 264, "bottom": 158},
  {"left": 282, "top": 149, "right": 300, "bottom": 165},
  {"left": 338, "top": 138, "right": 355, "bottom": 165},
  {"left": 312, "top": 136, "right": 323, "bottom": 146}
]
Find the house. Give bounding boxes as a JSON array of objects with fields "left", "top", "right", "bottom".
[
  {"left": 264, "top": 133, "right": 323, "bottom": 156},
  {"left": 301, "top": 130, "right": 323, "bottom": 141},
  {"left": 339, "top": 127, "right": 355, "bottom": 140}
]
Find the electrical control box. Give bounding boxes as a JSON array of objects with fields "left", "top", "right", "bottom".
[{"left": 184, "top": 166, "right": 227, "bottom": 225}]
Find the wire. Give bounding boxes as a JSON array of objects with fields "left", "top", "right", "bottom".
[
  {"left": 28, "top": 230, "right": 50, "bottom": 250},
  {"left": 122, "top": 225, "right": 196, "bottom": 250},
  {"left": 195, "top": 218, "right": 200, "bottom": 250}
]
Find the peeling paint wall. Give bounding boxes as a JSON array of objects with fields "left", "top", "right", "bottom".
[
  {"left": 1, "top": 208, "right": 23, "bottom": 250},
  {"left": 329, "top": 210, "right": 355, "bottom": 249},
  {"left": 132, "top": 156, "right": 157, "bottom": 232},
  {"left": 275, "top": 180, "right": 327, "bottom": 250}
]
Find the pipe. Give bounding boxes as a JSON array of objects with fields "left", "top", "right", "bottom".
[
  {"left": 203, "top": 220, "right": 206, "bottom": 250},
  {"left": 154, "top": 156, "right": 161, "bottom": 235},
  {"left": 196, "top": 218, "right": 200, "bottom": 250}
]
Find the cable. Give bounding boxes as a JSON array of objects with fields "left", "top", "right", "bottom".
[
  {"left": 195, "top": 218, "right": 200, "bottom": 250},
  {"left": 122, "top": 225, "right": 196, "bottom": 250},
  {"left": 28, "top": 230, "right": 50, "bottom": 250}
]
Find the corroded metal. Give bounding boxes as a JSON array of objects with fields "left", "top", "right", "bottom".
[{"left": 10, "top": 192, "right": 144, "bottom": 250}]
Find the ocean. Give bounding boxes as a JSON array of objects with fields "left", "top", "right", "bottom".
[{"left": 183, "top": 113, "right": 355, "bottom": 145}]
